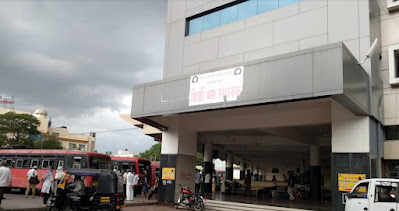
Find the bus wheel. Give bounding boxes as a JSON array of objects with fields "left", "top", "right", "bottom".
[{"left": 20, "top": 188, "right": 27, "bottom": 194}]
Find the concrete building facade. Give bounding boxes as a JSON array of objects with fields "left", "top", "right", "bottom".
[{"left": 130, "top": 0, "right": 399, "bottom": 210}]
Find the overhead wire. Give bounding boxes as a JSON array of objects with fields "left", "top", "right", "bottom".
[{"left": 80, "top": 127, "right": 140, "bottom": 134}]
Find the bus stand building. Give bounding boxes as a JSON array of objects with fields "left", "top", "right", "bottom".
[{"left": 130, "top": 0, "right": 399, "bottom": 210}]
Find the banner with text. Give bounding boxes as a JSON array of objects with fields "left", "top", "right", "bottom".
[
  {"left": 189, "top": 66, "right": 244, "bottom": 106},
  {"left": 338, "top": 173, "right": 366, "bottom": 191}
]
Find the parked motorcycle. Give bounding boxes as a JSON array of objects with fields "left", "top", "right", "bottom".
[{"left": 175, "top": 184, "right": 205, "bottom": 211}]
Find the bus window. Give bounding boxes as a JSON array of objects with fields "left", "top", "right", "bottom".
[
  {"left": 73, "top": 157, "right": 81, "bottom": 169},
  {"left": 23, "top": 160, "right": 30, "bottom": 168},
  {"left": 6, "top": 159, "right": 13, "bottom": 168},
  {"left": 49, "top": 160, "right": 55, "bottom": 169},
  {"left": 105, "top": 165, "right": 110, "bottom": 170},
  {"left": 42, "top": 160, "right": 50, "bottom": 169},
  {"left": 138, "top": 161, "right": 151, "bottom": 174},
  {"left": 16, "top": 159, "right": 23, "bottom": 168},
  {"left": 58, "top": 161, "right": 64, "bottom": 168},
  {"left": 31, "top": 159, "right": 39, "bottom": 168},
  {"left": 113, "top": 166, "right": 118, "bottom": 170}
]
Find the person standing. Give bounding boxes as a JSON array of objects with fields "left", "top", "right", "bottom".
[
  {"left": 41, "top": 166, "right": 53, "bottom": 206},
  {"left": 0, "top": 161, "right": 12, "bottom": 209},
  {"left": 25, "top": 166, "right": 38, "bottom": 198},
  {"left": 140, "top": 169, "right": 149, "bottom": 203},
  {"left": 132, "top": 171, "right": 139, "bottom": 197},
  {"left": 122, "top": 169, "right": 127, "bottom": 197},
  {"left": 204, "top": 172, "right": 211, "bottom": 196},
  {"left": 195, "top": 169, "right": 201, "bottom": 194},
  {"left": 54, "top": 166, "right": 66, "bottom": 209},
  {"left": 243, "top": 170, "right": 252, "bottom": 198},
  {"left": 126, "top": 170, "right": 134, "bottom": 201},
  {"left": 287, "top": 175, "right": 295, "bottom": 201}
]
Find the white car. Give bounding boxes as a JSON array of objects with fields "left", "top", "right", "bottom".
[{"left": 345, "top": 178, "right": 399, "bottom": 211}]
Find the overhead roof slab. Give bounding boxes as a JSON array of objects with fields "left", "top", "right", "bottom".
[{"left": 132, "top": 42, "right": 371, "bottom": 121}]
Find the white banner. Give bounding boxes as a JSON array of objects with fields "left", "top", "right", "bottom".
[{"left": 189, "top": 66, "right": 244, "bottom": 106}]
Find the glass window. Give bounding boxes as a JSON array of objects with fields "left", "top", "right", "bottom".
[
  {"left": 58, "top": 160, "right": 64, "bottom": 168},
  {"left": 188, "top": 17, "right": 202, "bottom": 35},
  {"left": 202, "top": 11, "right": 220, "bottom": 31},
  {"left": 375, "top": 182, "right": 398, "bottom": 202},
  {"left": 16, "top": 159, "right": 23, "bottom": 168},
  {"left": 350, "top": 182, "right": 369, "bottom": 199},
  {"left": 220, "top": 5, "right": 238, "bottom": 25},
  {"left": 258, "top": 0, "right": 278, "bottom": 14},
  {"left": 238, "top": 0, "right": 257, "bottom": 20},
  {"left": 42, "top": 160, "right": 49, "bottom": 168},
  {"left": 31, "top": 160, "right": 38, "bottom": 168},
  {"left": 279, "top": 0, "right": 301, "bottom": 7},
  {"left": 6, "top": 159, "right": 13, "bottom": 167},
  {"left": 79, "top": 144, "right": 86, "bottom": 150}
]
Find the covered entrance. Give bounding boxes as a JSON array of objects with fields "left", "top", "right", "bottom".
[{"left": 131, "top": 43, "right": 384, "bottom": 211}]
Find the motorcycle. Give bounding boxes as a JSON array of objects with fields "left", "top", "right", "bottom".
[{"left": 175, "top": 184, "right": 205, "bottom": 211}]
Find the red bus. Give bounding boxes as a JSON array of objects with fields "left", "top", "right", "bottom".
[
  {"left": 0, "top": 149, "right": 111, "bottom": 191},
  {"left": 111, "top": 157, "right": 151, "bottom": 188},
  {"left": 151, "top": 161, "right": 160, "bottom": 186}
]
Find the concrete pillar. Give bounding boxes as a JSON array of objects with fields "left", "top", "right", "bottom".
[
  {"left": 258, "top": 168, "right": 262, "bottom": 181},
  {"left": 310, "top": 145, "right": 321, "bottom": 201},
  {"left": 330, "top": 101, "right": 383, "bottom": 211},
  {"left": 203, "top": 143, "right": 213, "bottom": 175},
  {"left": 253, "top": 165, "right": 258, "bottom": 181},
  {"left": 240, "top": 158, "right": 245, "bottom": 180},
  {"left": 159, "top": 115, "right": 196, "bottom": 204},
  {"left": 226, "top": 152, "right": 233, "bottom": 180}
]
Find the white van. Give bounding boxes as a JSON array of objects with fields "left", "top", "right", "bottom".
[{"left": 345, "top": 178, "right": 399, "bottom": 211}]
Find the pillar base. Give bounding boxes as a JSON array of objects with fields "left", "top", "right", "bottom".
[
  {"left": 331, "top": 153, "right": 371, "bottom": 211},
  {"left": 226, "top": 167, "right": 233, "bottom": 180},
  {"left": 159, "top": 154, "right": 196, "bottom": 204},
  {"left": 310, "top": 166, "right": 321, "bottom": 201}
]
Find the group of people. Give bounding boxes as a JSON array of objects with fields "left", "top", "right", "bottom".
[
  {"left": 24, "top": 165, "right": 68, "bottom": 206},
  {"left": 194, "top": 169, "right": 221, "bottom": 196},
  {"left": 121, "top": 169, "right": 156, "bottom": 203}
]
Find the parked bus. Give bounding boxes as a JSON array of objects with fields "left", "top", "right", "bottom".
[
  {"left": 151, "top": 161, "right": 160, "bottom": 186},
  {"left": 111, "top": 157, "right": 151, "bottom": 191},
  {"left": 0, "top": 149, "right": 111, "bottom": 191}
]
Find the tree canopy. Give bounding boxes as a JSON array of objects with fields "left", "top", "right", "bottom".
[
  {"left": 138, "top": 143, "right": 204, "bottom": 165},
  {"left": 34, "top": 134, "right": 63, "bottom": 149},
  {"left": 0, "top": 112, "right": 40, "bottom": 147}
]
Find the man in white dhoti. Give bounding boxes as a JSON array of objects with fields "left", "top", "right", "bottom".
[{"left": 126, "top": 170, "right": 134, "bottom": 201}]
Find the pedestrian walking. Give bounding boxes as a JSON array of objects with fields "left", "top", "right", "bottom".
[
  {"left": 204, "top": 172, "right": 211, "bottom": 196},
  {"left": 126, "top": 170, "right": 134, "bottom": 201},
  {"left": 243, "top": 170, "right": 252, "bottom": 198},
  {"left": 0, "top": 160, "right": 12, "bottom": 209},
  {"left": 25, "top": 166, "right": 39, "bottom": 198},
  {"left": 140, "top": 169, "right": 150, "bottom": 203},
  {"left": 41, "top": 166, "right": 53, "bottom": 206},
  {"left": 54, "top": 166, "right": 66, "bottom": 209},
  {"left": 195, "top": 169, "right": 201, "bottom": 194}
]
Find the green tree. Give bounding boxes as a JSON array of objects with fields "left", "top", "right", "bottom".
[
  {"left": 196, "top": 152, "right": 204, "bottom": 166},
  {"left": 0, "top": 112, "right": 40, "bottom": 147},
  {"left": 34, "top": 134, "right": 63, "bottom": 149},
  {"left": 139, "top": 143, "right": 161, "bottom": 161}
]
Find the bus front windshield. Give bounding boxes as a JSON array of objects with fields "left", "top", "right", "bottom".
[
  {"left": 89, "top": 156, "right": 111, "bottom": 169},
  {"left": 138, "top": 160, "right": 151, "bottom": 174}
]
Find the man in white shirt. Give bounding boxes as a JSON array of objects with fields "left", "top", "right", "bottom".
[
  {"left": 132, "top": 171, "right": 139, "bottom": 197},
  {"left": 25, "top": 166, "right": 38, "bottom": 198},
  {"left": 126, "top": 170, "right": 134, "bottom": 201},
  {"left": 0, "top": 161, "right": 12, "bottom": 209}
]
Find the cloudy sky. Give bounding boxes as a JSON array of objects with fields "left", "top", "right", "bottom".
[{"left": 0, "top": 0, "right": 167, "bottom": 154}]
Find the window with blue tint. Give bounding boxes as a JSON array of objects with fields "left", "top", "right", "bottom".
[
  {"left": 203, "top": 11, "right": 220, "bottom": 31},
  {"left": 186, "top": 0, "right": 303, "bottom": 36},
  {"left": 237, "top": 0, "right": 257, "bottom": 20},
  {"left": 258, "top": 0, "right": 278, "bottom": 14},
  {"left": 279, "top": 0, "right": 301, "bottom": 7},
  {"left": 189, "top": 17, "right": 202, "bottom": 35},
  {"left": 220, "top": 5, "right": 238, "bottom": 25}
]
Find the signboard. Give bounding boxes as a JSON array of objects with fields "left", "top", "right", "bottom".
[
  {"left": 0, "top": 96, "right": 15, "bottom": 109},
  {"left": 189, "top": 66, "right": 244, "bottom": 106},
  {"left": 338, "top": 173, "right": 366, "bottom": 191},
  {"left": 162, "top": 168, "right": 175, "bottom": 180}
]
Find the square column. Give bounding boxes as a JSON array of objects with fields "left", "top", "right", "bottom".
[
  {"left": 159, "top": 115, "right": 197, "bottom": 204},
  {"left": 331, "top": 101, "right": 383, "bottom": 211}
]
